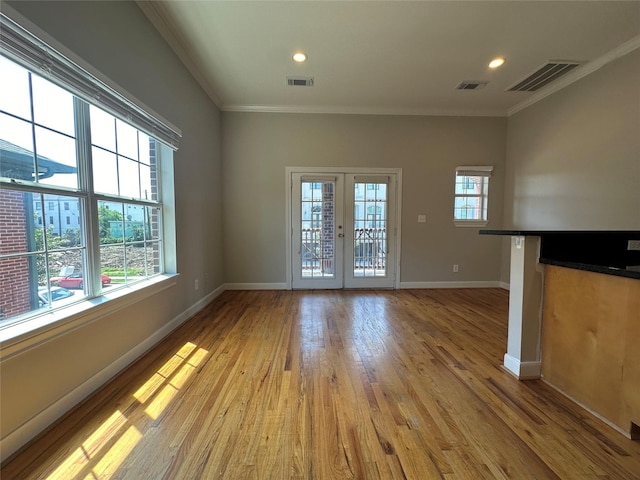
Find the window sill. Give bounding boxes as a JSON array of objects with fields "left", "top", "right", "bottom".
[
  {"left": 453, "top": 220, "right": 489, "bottom": 227},
  {"left": 0, "top": 274, "right": 179, "bottom": 361}
]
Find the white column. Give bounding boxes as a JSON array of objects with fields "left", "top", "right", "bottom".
[{"left": 503, "top": 235, "right": 544, "bottom": 379}]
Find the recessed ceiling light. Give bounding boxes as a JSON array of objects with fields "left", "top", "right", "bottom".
[
  {"left": 292, "top": 52, "right": 307, "bottom": 63},
  {"left": 489, "top": 57, "right": 505, "bottom": 69}
]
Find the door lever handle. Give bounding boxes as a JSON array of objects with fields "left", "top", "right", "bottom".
[{"left": 338, "top": 233, "right": 344, "bottom": 238}]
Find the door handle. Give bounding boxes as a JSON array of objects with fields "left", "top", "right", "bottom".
[{"left": 338, "top": 233, "right": 344, "bottom": 238}]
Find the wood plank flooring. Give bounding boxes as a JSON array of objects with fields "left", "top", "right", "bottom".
[{"left": 3, "top": 289, "right": 640, "bottom": 479}]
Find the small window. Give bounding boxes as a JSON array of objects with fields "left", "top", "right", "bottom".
[{"left": 453, "top": 166, "right": 492, "bottom": 226}]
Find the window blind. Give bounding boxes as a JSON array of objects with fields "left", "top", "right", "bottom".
[
  {"left": 455, "top": 166, "right": 493, "bottom": 177},
  {"left": 300, "top": 176, "right": 337, "bottom": 182},
  {"left": 0, "top": 13, "right": 182, "bottom": 150},
  {"left": 353, "top": 175, "right": 390, "bottom": 184}
]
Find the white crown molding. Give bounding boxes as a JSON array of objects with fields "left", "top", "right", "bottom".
[
  {"left": 136, "top": 1, "right": 223, "bottom": 109},
  {"left": 508, "top": 34, "right": 640, "bottom": 117},
  {"left": 138, "top": 2, "right": 638, "bottom": 119},
  {"left": 222, "top": 104, "right": 507, "bottom": 118}
]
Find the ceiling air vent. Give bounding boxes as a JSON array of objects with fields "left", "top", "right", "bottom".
[
  {"left": 456, "top": 80, "right": 488, "bottom": 91},
  {"left": 287, "top": 76, "right": 314, "bottom": 87},
  {"left": 507, "top": 61, "right": 581, "bottom": 92}
]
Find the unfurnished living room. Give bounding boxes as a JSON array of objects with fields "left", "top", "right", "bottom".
[{"left": 0, "top": 1, "right": 639, "bottom": 479}]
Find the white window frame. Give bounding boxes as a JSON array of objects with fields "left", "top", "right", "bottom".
[
  {"left": 453, "top": 166, "right": 493, "bottom": 227},
  {"left": 0, "top": 10, "right": 180, "bottom": 350}
]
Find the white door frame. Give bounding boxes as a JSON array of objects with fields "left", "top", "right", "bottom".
[
  {"left": 290, "top": 173, "right": 345, "bottom": 289},
  {"left": 343, "top": 173, "right": 397, "bottom": 289},
  {"left": 285, "top": 166, "right": 402, "bottom": 290}
]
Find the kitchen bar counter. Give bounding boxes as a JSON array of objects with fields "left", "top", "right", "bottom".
[
  {"left": 480, "top": 229, "right": 640, "bottom": 437},
  {"left": 480, "top": 230, "right": 640, "bottom": 280}
]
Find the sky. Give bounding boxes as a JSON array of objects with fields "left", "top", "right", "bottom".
[{"left": 1, "top": 55, "right": 153, "bottom": 200}]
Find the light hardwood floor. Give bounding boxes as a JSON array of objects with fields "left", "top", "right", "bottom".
[{"left": 3, "top": 289, "right": 640, "bottom": 479}]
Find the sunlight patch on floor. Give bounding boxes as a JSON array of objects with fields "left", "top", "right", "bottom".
[
  {"left": 89, "top": 425, "right": 143, "bottom": 478},
  {"left": 44, "top": 342, "right": 209, "bottom": 479},
  {"left": 144, "top": 344, "right": 209, "bottom": 419},
  {"left": 45, "top": 410, "right": 128, "bottom": 479}
]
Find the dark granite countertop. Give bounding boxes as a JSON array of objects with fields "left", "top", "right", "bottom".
[
  {"left": 479, "top": 229, "right": 640, "bottom": 280},
  {"left": 479, "top": 230, "right": 640, "bottom": 237}
]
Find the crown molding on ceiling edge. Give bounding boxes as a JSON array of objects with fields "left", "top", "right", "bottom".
[
  {"left": 507, "top": 34, "right": 640, "bottom": 117},
  {"left": 221, "top": 104, "right": 508, "bottom": 118},
  {"left": 136, "top": 1, "right": 223, "bottom": 109},
  {"left": 138, "top": 0, "right": 638, "bottom": 119}
]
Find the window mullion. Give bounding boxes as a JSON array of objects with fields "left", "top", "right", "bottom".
[
  {"left": 93, "top": 193, "right": 160, "bottom": 209},
  {"left": 0, "top": 31, "right": 173, "bottom": 328},
  {"left": 74, "top": 98, "right": 101, "bottom": 296}
]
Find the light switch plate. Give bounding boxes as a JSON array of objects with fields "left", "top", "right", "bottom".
[{"left": 417, "top": 214, "right": 426, "bottom": 223}]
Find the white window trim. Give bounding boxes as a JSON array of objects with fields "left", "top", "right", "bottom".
[
  {"left": 453, "top": 165, "right": 492, "bottom": 227},
  {"left": 0, "top": 274, "right": 178, "bottom": 361},
  {"left": 0, "top": 9, "right": 179, "bottom": 347}
]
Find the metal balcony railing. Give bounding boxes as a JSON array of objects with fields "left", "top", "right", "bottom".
[{"left": 301, "top": 227, "right": 386, "bottom": 274}]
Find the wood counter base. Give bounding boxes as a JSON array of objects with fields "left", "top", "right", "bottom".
[{"left": 542, "top": 264, "right": 640, "bottom": 435}]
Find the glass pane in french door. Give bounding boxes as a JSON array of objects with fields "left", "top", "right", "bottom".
[
  {"left": 301, "top": 180, "right": 336, "bottom": 278},
  {"left": 353, "top": 181, "right": 388, "bottom": 277}
]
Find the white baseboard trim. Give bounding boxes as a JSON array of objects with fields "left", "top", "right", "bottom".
[
  {"left": 399, "top": 281, "right": 502, "bottom": 289},
  {"left": 499, "top": 281, "right": 510, "bottom": 290},
  {"left": 181, "top": 284, "right": 226, "bottom": 319},
  {"left": 225, "top": 282, "right": 287, "bottom": 290},
  {"left": 503, "top": 353, "right": 541, "bottom": 380},
  {"left": 226, "top": 282, "right": 504, "bottom": 291},
  {"left": 0, "top": 284, "right": 225, "bottom": 463}
]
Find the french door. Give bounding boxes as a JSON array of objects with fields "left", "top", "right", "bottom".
[{"left": 289, "top": 169, "right": 399, "bottom": 289}]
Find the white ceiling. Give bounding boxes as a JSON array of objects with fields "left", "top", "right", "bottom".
[{"left": 139, "top": 1, "right": 640, "bottom": 117}]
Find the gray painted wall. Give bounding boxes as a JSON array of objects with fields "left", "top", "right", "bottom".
[
  {"left": 504, "top": 49, "right": 640, "bottom": 231},
  {"left": 222, "top": 112, "right": 506, "bottom": 284},
  {"left": 1, "top": 1, "right": 223, "bottom": 448},
  {"left": 500, "top": 48, "right": 640, "bottom": 283},
  {"left": 6, "top": 0, "right": 636, "bottom": 457}
]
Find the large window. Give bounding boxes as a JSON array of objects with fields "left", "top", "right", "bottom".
[
  {"left": 0, "top": 24, "right": 178, "bottom": 327},
  {"left": 453, "top": 166, "right": 493, "bottom": 226}
]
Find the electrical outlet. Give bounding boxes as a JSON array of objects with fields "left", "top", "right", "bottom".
[
  {"left": 194, "top": 279, "right": 199, "bottom": 290},
  {"left": 628, "top": 240, "right": 640, "bottom": 251},
  {"left": 453, "top": 264, "right": 459, "bottom": 273},
  {"left": 417, "top": 214, "right": 426, "bottom": 223}
]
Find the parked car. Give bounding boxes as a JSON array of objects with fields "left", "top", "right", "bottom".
[
  {"left": 38, "top": 286, "right": 74, "bottom": 306},
  {"left": 50, "top": 273, "right": 111, "bottom": 289}
]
